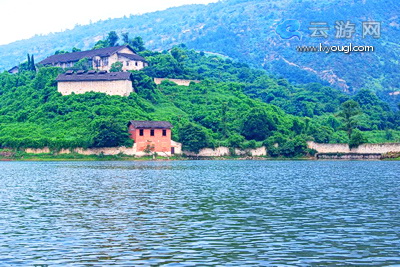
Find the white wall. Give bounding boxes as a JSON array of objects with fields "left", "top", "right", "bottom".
[
  {"left": 25, "top": 141, "right": 183, "bottom": 157},
  {"left": 307, "top": 141, "right": 400, "bottom": 154},
  {"left": 183, "top": 146, "right": 267, "bottom": 157},
  {"left": 58, "top": 80, "right": 134, "bottom": 96}
]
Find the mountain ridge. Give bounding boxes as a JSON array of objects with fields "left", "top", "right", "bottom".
[{"left": 1, "top": 0, "right": 399, "bottom": 97}]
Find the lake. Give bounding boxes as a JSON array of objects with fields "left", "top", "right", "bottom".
[{"left": 0, "top": 160, "right": 399, "bottom": 266}]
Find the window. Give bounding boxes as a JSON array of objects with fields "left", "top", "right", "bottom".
[
  {"left": 94, "top": 58, "right": 101, "bottom": 68},
  {"left": 102, "top": 57, "right": 109, "bottom": 66},
  {"left": 135, "top": 62, "right": 138, "bottom": 66},
  {"left": 139, "top": 129, "right": 144, "bottom": 136},
  {"left": 162, "top": 129, "right": 167, "bottom": 136},
  {"left": 126, "top": 61, "right": 129, "bottom": 66},
  {"left": 150, "top": 129, "right": 155, "bottom": 136}
]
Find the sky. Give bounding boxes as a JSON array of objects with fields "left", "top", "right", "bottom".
[{"left": 0, "top": 0, "right": 218, "bottom": 45}]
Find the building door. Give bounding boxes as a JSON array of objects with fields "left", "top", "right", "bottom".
[{"left": 171, "top": 147, "right": 175, "bottom": 154}]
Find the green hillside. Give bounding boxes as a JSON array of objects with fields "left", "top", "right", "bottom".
[
  {"left": 1, "top": 43, "right": 399, "bottom": 156},
  {"left": 0, "top": 0, "right": 399, "bottom": 104}
]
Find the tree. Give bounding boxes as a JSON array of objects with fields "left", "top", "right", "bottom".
[
  {"left": 227, "top": 133, "right": 245, "bottom": 148},
  {"left": 110, "top": 62, "right": 123, "bottom": 72},
  {"left": 179, "top": 122, "right": 209, "bottom": 153},
  {"left": 143, "top": 144, "right": 155, "bottom": 154},
  {"left": 349, "top": 129, "right": 368, "bottom": 149},
  {"left": 338, "top": 100, "right": 361, "bottom": 138},
  {"left": 92, "top": 31, "right": 120, "bottom": 49},
  {"left": 106, "top": 31, "right": 119, "bottom": 47},
  {"left": 72, "top": 58, "right": 92, "bottom": 71},
  {"left": 279, "top": 136, "right": 308, "bottom": 157},
  {"left": 54, "top": 50, "right": 68, "bottom": 55},
  {"left": 18, "top": 54, "right": 36, "bottom": 72},
  {"left": 90, "top": 117, "right": 133, "bottom": 148},
  {"left": 130, "top": 71, "right": 157, "bottom": 100},
  {"left": 122, "top": 32, "right": 130, "bottom": 44},
  {"left": 220, "top": 102, "right": 228, "bottom": 137},
  {"left": 122, "top": 33, "right": 145, "bottom": 52},
  {"left": 171, "top": 47, "right": 187, "bottom": 62},
  {"left": 93, "top": 40, "right": 108, "bottom": 50},
  {"left": 30, "top": 55, "right": 35, "bottom": 71},
  {"left": 241, "top": 107, "right": 277, "bottom": 141},
  {"left": 291, "top": 118, "right": 305, "bottom": 135},
  {"left": 130, "top": 36, "right": 145, "bottom": 52},
  {"left": 313, "top": 126, "right": 333, "bottom": 143}
]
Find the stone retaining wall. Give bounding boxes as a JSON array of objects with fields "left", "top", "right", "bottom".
[
  {"left": 22, "top": 142, "right": 400, "bottom": 158},
  {"left": 317, "top": 153, "right": 382, "bottom": 160},
  {"left": 307, "top": 141, "right": 400, "bottom": 154},
  {"left": 23, "top": 144, "right": 265, "bottom": 158},
  {"left": 183, "top": 146, "right": 267, "bottom": 157},
  {"left": 25, "top": 142, "right": 182, "bottom": 157}
]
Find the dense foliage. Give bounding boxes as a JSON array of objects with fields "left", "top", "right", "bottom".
[
  {"left": 0, "top": 0, "right": 399, "bottom": 108},
  {"left": 0, "top": 45, "right": 399, "bottom": 157}
]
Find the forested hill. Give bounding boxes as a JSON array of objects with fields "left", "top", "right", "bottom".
[
  {"left": 1, "top": 0, "right": 399, "bottom": 96},
  {"left": 0, "top": 44, "right": 399, "bottom": 156}
]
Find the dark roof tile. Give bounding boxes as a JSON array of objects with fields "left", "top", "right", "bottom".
[
  {"left": 39, "top": 45, "right": 146, "bottom": 65},
  {"left": 128, "top": 121, "right": 173, "bottom": 129},
  {"left": 56, "top": 71, "right": 132, "bottom": 82},
  {"left": 117, "top": 53, "right": 147, "bottom": 62},
  {"left": 8, "top": 66, "right": 19, "bottom": 73}
]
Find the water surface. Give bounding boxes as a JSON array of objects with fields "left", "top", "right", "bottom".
[{"left": 0, "top": 160, "right": 399, "bottom": 265}]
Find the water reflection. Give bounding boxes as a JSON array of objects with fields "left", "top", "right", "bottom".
[{"left": 0, "top": 161, "right": 399, "bottom": 265}]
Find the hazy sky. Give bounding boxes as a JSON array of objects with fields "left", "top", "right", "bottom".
[{"left": 0, "top": 0, "right": 218, "bottom": 45}]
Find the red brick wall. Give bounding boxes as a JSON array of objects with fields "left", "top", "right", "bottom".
[{"left": 129, "top": 125, "right": 172, "bottom": 153}]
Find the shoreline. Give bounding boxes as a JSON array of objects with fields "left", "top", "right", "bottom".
[
  {"left": 0, "top": 154, "right": 311, "bottom": 162},
  {"left": 0, "top": 153, "right": 398, "bottom": 162}
]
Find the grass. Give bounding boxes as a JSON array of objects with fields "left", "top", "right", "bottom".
[
  {"left": 0, "top": 149, "right": 397, "bottom": 161},
  {"left": 0, "top": 152, "right": 304, "bottom": 161},
  {"left": 0, "top": 150, "right": 186, "bottom": 161},
  {"left": 383, "top": 158, "right": 400, "bottom": 161}
]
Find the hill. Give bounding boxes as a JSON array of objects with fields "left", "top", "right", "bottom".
[
  {"left": 0, "top": 0, "right": 399, "bottom": 101},
  {"left": 0, "top": 45, "right": 399, "bottom": 157}
]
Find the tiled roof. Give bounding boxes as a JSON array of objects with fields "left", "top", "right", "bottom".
[
  {"left": 128, "top": 121, "right": 173, "bottom": 129},
  {"left": 118, "top": 53, "right": 147, "bottom": 62},
  {"left": 56, "top": 71, "right": 133, "bottom": 82},
  {"left": 8, "top": 66, "right": 19, "bottom": 73},
  {"left": 39, "top": 45, "right": 146, "bottom": 65}
]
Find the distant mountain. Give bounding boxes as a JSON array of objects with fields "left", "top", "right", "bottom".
[{"left": 1, "top": 0, "right": 399, "bottom": 96}]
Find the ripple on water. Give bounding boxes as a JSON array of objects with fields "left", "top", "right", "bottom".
[{"left": 0, "top": 160, "right": 399, "bottom": 265}]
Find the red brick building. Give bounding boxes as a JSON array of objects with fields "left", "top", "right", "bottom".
[{"left": 128, "top": 121, "right": 176, "bottom": 154}]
